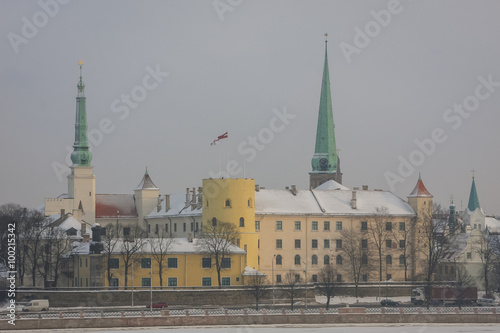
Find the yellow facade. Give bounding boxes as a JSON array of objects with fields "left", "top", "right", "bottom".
[{"left": 202, "top": 178, "right": 259, "bottom": 269}]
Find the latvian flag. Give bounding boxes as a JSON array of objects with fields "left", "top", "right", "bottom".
[{"left": 211, "top": 132, "right": 228, "bottom": 145}]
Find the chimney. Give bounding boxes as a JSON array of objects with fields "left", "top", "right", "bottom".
[
  {"left": 60, "top": 209, "right": 65, "bottom": 219},
  {"left": 255, "top": 184, "right": 260, "bottom": 192},
  {"left": 351, "top": 191, "right": 357, "bottom": 209},
  {"left": 157, "top": 194, "right": 162, "bottom": 212},
  {"left": 185, "top": 188, "right": 190, "bottom": 208},
  {"left": 165, "top": 194, "right": 170, "bottom": 212},
  {"left": 83, "top": 233, "right": 90, "bottom": 243},
  {"left": 362, "top": 185, "right": 368, "bottom": 190},
  {"left": 91, "top": 224, "right": 102, "bottom": 243},
  {"left": 353, "top": 187, "right": 359, "bottom": 190},
  {"left": 191, "top": 187, "right": 197, "bottom": 210},
  {"left": 187, "top": 233, "right": 193, "bottom": 242},
  {"left": 291, "top": 185, "right": 297, "bottom": 196},
  {"left": 197, "top": 187, "right": 203, "bottom": 209},
  {"left": 81, "top": 223, "right": 87, "bottom": 235}
]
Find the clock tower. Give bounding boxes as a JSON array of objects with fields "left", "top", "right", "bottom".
[{"left": 310, "top": 37, "right": 342, "bottom": 188}]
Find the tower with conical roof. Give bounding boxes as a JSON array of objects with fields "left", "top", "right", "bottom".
[
  {"left": 67, "top": 60, "right": 96, "bottom": 224},
  {"left": 134, "top": 168, "right": 159, "bottom": 233},
  {"left": 310, "top": 36, "right": 342, "bottom": 188},
  {"left": 463, "top": 176, "right": 485, "bottom": 231}
]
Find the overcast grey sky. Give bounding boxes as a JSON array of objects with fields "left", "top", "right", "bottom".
[{"left": 1, "top": 0, "right": 499, "bottom": 215}]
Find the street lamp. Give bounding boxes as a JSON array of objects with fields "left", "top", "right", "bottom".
[
  {"left": 150, "top": 263, "right": 153, "bottom": 312},
  {"left": 131, "top": 260, "right": 134, "bottom": 307},
  {"left": 272, "top": 254, "right": 276, "bottom": 308}
]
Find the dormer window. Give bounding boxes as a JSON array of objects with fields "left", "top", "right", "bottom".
[{"left": 225, "top": 199, "right": 231, "bottom": 208}]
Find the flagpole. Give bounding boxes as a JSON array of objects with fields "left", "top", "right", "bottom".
[
  {"left": 226, "top": 134, "right": 229, "bottom": 177},
  {"left": 218, "top": 143, "right": 220, "bottom": 178}
]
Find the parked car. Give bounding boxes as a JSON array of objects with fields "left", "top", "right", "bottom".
[
  {"left": 477, "top": 298, "right": 499, "bottom": 306},
  {"left": 380, "top": 299, "right": 399, "bottom": 306},
  {"left": 146, "top": 301, "right": 168, "bottom": 309},
  {"left": 22, "top": 299, "right": 49, "bottom": 312}
]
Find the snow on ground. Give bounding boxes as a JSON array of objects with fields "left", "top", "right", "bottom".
[{"left": 315, "top": 295, "right": 409, "bottom": 305}]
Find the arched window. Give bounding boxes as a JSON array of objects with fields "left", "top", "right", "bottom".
[
  {"left": 362, "top": 254, "right": 368, "bottom": 265},
  {"left": 225, "top": 199, "right": 231, "bottom": 207},
  {"left": 294, "top": 255, "right": 301, "bottom": 265},
  {"left": 206, "top": 200, "right": 209, "bottom": 207},
  {"left": 478, "top": 224, "right": 482, "bottom": 230},
  {"left": 336, "top": 255, "right": 342, "bottom": 265},
  {"left": 399, "top": 255, "right": 405, "bottom": 265},
  {"left": 248, "top": 198, "right": 252, "bottom": 207},
  {"left": 212, "top": 217, "right": 217, "bottom": 226},
  {"left": 276, "top": 255, "right": 282, "bottom": 265},
  {"left": 312, "top": 255, "right": 318, "bottom": 265},
  {"left": 324, "top": 255, "right": 330, "bottom": 265},
  {"left": 474, "top": 224, "right": 477, "bottom": 229},
  {"left": 386, "top": 255, "right": 392, "bottom": 265},
  {"left": 239, "top": 217, "right": 245, "bottom": 227}
]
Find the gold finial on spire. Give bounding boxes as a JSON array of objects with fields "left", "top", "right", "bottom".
[
  {"left": 324, "top": 33, "right": 328, "bottom": 42},
  {"left": 78, "top": 60, "right": 84, "bottom": 66}
]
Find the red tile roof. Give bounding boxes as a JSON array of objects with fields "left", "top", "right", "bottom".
[{"left": 95, "top": 194, "right": 137, "bottom": 218}]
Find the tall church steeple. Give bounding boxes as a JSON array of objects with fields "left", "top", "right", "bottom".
[
  {"left": 310, "top": 35, "right": 342, "bottom": 188},
  {"left": 70, "top": 60, "right": 92, "bottom": 166},
  {"left": 467, "top": 176, "right": 480, "bottom": 212}
]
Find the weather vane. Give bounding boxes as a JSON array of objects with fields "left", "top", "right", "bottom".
[{"left": 324, "top": 33, "right": 328, "bottom": 42}]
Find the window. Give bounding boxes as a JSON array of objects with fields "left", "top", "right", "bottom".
[
  {"left": 141, "top": 258, "right": 151, "bottom": 269},
  {"left": 386, "top": 239, "right": 392, "bottom": 248},
  {"left": 450, "top": 266, "right": 455, "bottom": 274},
  {"left": 312, "top": 239, "right": 318, "bottom": 249},
  {"left": 123, "top": 227, "right": 131, "bottom": 237},
  {"left": 248, "top": 199, "right": 252, "bottom": 207},
  {"left": 202, "top": 257, "right": 212, "bottom": 268},
  {"left": 362, "top": 274, "right": 368, "bottom": 282},
  {"left": 324, "top": 255, "right": 330, "bottom": 265},
  {"left": 110, "top": 278, "right": 119, "bottom": 289},
  {"left": 167, "top": 258, "right": 178, "bottom": 268},
  {"left": 361, "top": 239, "right": 368, "bottom": 249},
  {"left": 467, "top": 252, "right": 472, "bottom": 260},
  {"left": 225, "top": 199, "right": 231, "bottom": 207},
  {"left": 294, "top": 221, "right": 301, "bottom": 231},
  {"left": 276, "top": 255, "right": 282, "bottom": 265},
  {"left": 168, "top": 277, "right": 177, "bottom": 286},
  {"left": 222, "top": 277, "right": 230, "bottom": 286},
  {"left": 165, "top": 223, "right": 169, "bottom": 233},
  {"left": 312, "top": 221, "right": 318, "bottom": 231},
  {"left": 336, "top": 239, "right": 342, "bottom": 249},
  {"left": 312, "top": 255, "right": 318, "bottom": 265},
  {"left": 80, "top": 258, "right": 82, "bottom": 267},
  {"left": 190, "top": 223, "right": 194, "bottom": 232},
  {"left": 276, "top": 239, "right": 282, "bottom": 249},
  {"left": 336, "top": 221, "right": 342, "bottom": 231},
  {"left": 324, "top": 239, "right": 330, "bottom": 249},
  {"left": 295, "top": 239, "right": 301, "bottom": 249},
  {"left": 239, "top": 217, "right": 245, "bottom": 227},
  {"left": 324, "top": 221, "right": 330, "bottom": 231},
  {"left": 385, "top": 222, "right": 392, "bottom": 231},
  {"left": 276, "top": 274, "right": 282, "bottom": 283},
  {"left": 255, "top": 221, "right": 260, "bottom": 231},
  {"left": 361, "top": 254, "right": 368, "bottom": 265},
  {"left": 445, "top": 266, "right": 448, "bottom": 274},
  {"left": 183, "top": 223, "right": 186, "bottom": 232},
  {"left": 155, "top": 224, "right": 159, "bottom": 234},
  {"left": 361, "top": 221, "right": 367, "bottom": 231},
  {"left": 109, "top": 258, "right": 119, "bottom": 269},
  {"left": 336, "top": 274, "right": 342, "bottom": 282},
  {"left": 258, "top": 239, "right": 260, "bottom": 249},
  {"left": 336, "top": 255, "right": 342, "bottom": 265},
  {"left": 276, "top": 221, "right": 282, "bottom": 231},
  {"left": 85, "top": 258, "right": 88, "bottom": 267},
  {"left": 386, "top": 255, "right": 392, "bottom": 265},
  {"left": 294, "top": 255, "right": 301, "bottom": 265},
  {"left": 202, "top": 277, "right": 211, "bottom": 286},
  {"left": 386, "top": 274, "right": 392, "bottom": 281},
  {"left": 174, "top": 223, "right": 177, "bottom": 232},
  {"left": 295, "top": 274, "right": 301, "bottom": 283},
  {"left": 212, "top": 217, "right": 217, "bottom": 226},
  {"left": 399, "top": 222, "right": 405, "bottom": 231},
  {"left": 399, "top": 240, "right": 405, "bottom": 249},
  {"left": 221, "top": 258, "right": 231, "bottom": 268},
  {"left": 399, "top": 255, "right": 405, "bottom": 265},
  {"left": 312, "top": 274, "right": 318, "bottom": 283},
  {"left": 195, "top": 222, "right": 199, "bottom": 232},
  {"left": 142, "top": 278, "right": 151, "bottom": 287}
]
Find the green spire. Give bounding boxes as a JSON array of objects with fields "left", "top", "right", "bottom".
[
  {"left": 70, "top": 60, "right": 92, "bottom": 166},
  {"left": 311, "top": 39, "right": 338, "bottom": 173},
  {"left": 467, "top": 176, "right": 480, "bottom": 212}
]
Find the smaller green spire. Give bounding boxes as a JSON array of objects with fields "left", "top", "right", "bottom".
[
  {"left": 467, "top": 176, "right": 480, "bottom": 212},
  {"left": 71, "top": 60, "right": 92, "bottom": 166},
  {"left": 145, "top": 167, "right": 148, "bottom": 175}
]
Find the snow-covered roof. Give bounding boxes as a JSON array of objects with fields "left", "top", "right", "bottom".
[
  {"left": 408, "top": 178, "right": 432, "bottom": 198},
  {"left": 146, "top": 193, "right": 201, "bottom": 218},
  {"left": 135, "top": 172, "right": 158, "bottom": 190},
  {"left": 243, "top": 266, "right": 266, "bottom": 276},
  {"left": 96, "top": 194, "right": 137, "bottom": 218},
  {"left": 255, "top": 189, "right": 415, "bottom": 216},
  {"left": 441, "top": 233, "right": 471, "bottom": 262},
  {"left": 486, "top": 217, "right": 500, "bottom": 233},
  {"left": 315, "top": 180, "right": 349, "bottom": 191},
  {"left": 70, "top": 238, "right": 246, "bottom": 255}
]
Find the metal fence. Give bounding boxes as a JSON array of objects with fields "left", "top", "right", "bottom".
[{"left": 10, "top": 306, "right": 499, "bottom": 320}]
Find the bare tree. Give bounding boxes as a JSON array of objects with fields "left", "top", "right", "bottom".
[
  {"left": 23, "top": 210, "right": 46, "bottom": 287},
  {"left": 452, "top": 266, "right": 475, "bottom": 310},
  {"left": 119, "top": 225, "right": 147, "bottom": 288},
  {"left": 316, "top": 264, "right": 337, "bottom": 309},
  {"left": 197, "top": 219, "right": 239, "bottom": 288},
  {"left": 476, "top": 232, "right": 498, "bottom": 297},
  {"left": 148, "top": 226, "right": 175, "bottom": 288},
  {"left": 102, "top": 223, "right": 121, "bottom": 288},
  {"left": 368, "top": 206, "right": 391, "bottom": 281},
  {"left": 340, "top": 227, "right": 372, "bottom": 298},
  {"left": 281, "top": 270, "right": 301, "bottom": 310},
  {"left": 37, "top": 226, "right": 71, "bottom": 287},
  {"left": 246, "top": 273, "right": 267, "bottom": 310},
  {"left": 391, "top": 216, "right": 416, "bottom": 281}
]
